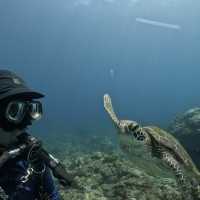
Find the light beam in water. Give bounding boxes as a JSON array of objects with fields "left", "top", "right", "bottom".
[{"left": 136, "top": 17, "right": 181, "bottom": 30}]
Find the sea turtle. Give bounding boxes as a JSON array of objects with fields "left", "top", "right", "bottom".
[{"left": 103, "top": 94, "right": 200, "bottom": 200}]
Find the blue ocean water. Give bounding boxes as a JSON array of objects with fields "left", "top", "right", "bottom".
[{"left": 0, "top": 0, "right": 200, "bottom": 139}]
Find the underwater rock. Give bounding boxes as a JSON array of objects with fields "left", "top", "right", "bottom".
[
  {"left": 60, "top": 152, "right": 181, "bottom": 200},
  {"left": 169, "top": 107, "right": 200, "bottom": 136},
  {"left": 169, "top": 107, "right": 200, "bottom": 169}
]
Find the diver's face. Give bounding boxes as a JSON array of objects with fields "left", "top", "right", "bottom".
[
  {"left": 1, "top": 97, "right": 42, "bottom": 132},
  {"left": 0, "top": 97, "right": 38, "bottom": 148}
]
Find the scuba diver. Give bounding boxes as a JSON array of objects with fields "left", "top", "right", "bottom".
[{"left": 0, "top": 70, "right": 72, "bottom": 200}]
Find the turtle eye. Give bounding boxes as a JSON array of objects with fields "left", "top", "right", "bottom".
[{"left": 129, "top": 124, "right": 139, "bottom": 131}]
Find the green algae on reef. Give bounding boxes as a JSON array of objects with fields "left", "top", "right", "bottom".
[{"left": 60, "top": 152, "right": 181, "bottom": 200}]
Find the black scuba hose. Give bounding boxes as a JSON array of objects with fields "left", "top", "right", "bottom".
[
  {"left": 38, "top": 149, "right": 74, "bottom": 186},
  {"left": 19, "top": 132, "right": 74, "bottom": 187},
  {"left": 0, "top": 145, "right": 26, "bottom": 168},
  {"left": 0, "top": 131, "right": 74, "bottom": 199}
]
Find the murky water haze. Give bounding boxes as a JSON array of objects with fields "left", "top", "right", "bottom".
[{"left": 0, "top": 0, "right": 200, "bottom": 140}]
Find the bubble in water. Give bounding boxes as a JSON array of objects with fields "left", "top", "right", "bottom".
[{"left": 110, "top": 68, "right": 115, "bottom": 79}]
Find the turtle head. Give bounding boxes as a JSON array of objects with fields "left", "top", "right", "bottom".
[
  {"left": 118, "top": 120, "right": 146, "bottom": 141},
  {"left": 118, "top": 120, "right": 139, "bottom": 133},
  {"left": 117, "top": 120, "right": 149, "bottom": 157},
  {"left": 103, "top": 94, "right": 146, "bottom": 141}
]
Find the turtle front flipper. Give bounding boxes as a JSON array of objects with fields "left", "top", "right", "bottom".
[
  {"left": 104, "top": 94, "right": 120, "bottom": 127},
  {"left": 162, "top": 152, "right": 195, "bottom": 200}
]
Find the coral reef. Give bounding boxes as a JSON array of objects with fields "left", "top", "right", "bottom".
[
  {"left": 59, "top": 152, "right": 181, "bottom": 200},
  {"left": 169, "top": 107, "right": 200, "bottom": 169},
  {"left": 169, "top": 108, "right": 200, "bottom": 137},
  {"left": 43, "top": 133, "right": 117, "bottom": 160}
]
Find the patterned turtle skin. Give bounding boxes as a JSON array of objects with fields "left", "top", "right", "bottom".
[{"left": 104, "top": 94, "right": 200, "bottom": 200}]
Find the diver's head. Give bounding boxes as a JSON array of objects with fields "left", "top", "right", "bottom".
[{"left": 0, "top": 69, "right": 44, "bottom": 132}]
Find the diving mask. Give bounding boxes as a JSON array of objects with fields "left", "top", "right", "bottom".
[{"left": 5, "top": 100, "right": 43, "bottom": 124}]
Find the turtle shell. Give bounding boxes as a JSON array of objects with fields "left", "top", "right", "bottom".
[{"left": 143, "top": 126, "right": 200, "bottom": 177}]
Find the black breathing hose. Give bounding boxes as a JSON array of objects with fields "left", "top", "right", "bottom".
[
  {"left": 18, "top": 132, "right": 74, "bottom": 186},
  {"left": 0, "top": 132, "right": 74, "bottom": 187}
]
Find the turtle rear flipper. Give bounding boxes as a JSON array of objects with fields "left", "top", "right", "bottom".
[{"left": 104, "top": 94, "right": 120, "bottom": 126}]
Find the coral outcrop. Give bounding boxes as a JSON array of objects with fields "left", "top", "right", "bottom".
[
  {"left": 169, "top": 108, "right": 200, "bottom": 137},
  {"left": 59, "top": 152, "right": 181, "bottom": 200},
  {"left": 169, "top": 107, "right": 200, "bottom": 169}
]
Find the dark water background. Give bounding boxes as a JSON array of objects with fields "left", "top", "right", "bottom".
[{"left": 0, "top": 0, "right": 200, "bottom": 141}]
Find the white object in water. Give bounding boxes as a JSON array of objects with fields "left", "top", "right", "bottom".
[
  {"left": 136, "top": 17, "right": 181, "bottom": 30},
  {"left": 110, "top": 68, "right": 115, "bottom": 79}
]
